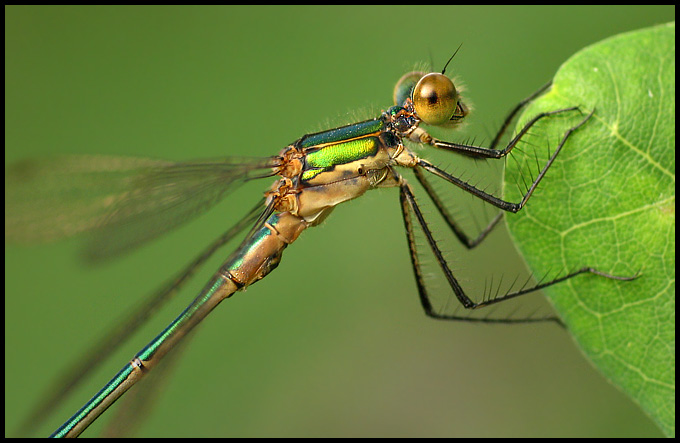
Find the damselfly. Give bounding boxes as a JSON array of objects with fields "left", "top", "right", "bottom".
[{"left": 6, "top": 53, "right": 633, "bottom": 437}]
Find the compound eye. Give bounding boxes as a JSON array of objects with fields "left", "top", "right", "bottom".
[{"left": 412, "top": 73, "right": 459, "bottom": 126}]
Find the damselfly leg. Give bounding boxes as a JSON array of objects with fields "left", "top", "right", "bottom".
[{"left": 389, "top": 79, "right": 636, "bottom": 323}]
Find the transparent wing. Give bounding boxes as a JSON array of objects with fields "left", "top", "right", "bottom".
[
  {"left": 5, "top": 155, "right": 280, "bottom": 260},
  {"left": 12, "top": 201, "right": 264, "bottom": 437}
]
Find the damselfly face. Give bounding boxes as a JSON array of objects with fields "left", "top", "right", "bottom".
[{"left": 393, "top": 71, "right": 469, "bottom": 127}]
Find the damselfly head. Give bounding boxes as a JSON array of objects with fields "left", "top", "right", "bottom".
[{"left": 393, "top": 71, "right": 468, "bottom": 128}]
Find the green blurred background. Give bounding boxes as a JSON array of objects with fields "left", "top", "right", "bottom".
[{"left": 5, "top": 6, "right": 674, "bottom": 437}]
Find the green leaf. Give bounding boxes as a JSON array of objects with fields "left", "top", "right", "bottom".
[{"left": 503, "top": 23, "right": 675, "bottom": 437}]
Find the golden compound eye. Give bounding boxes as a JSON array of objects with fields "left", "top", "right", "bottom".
[{"left": 412, "top": 73, "right": 459, "bottom": 126}]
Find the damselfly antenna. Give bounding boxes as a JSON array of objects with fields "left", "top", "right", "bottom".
[{"left": 441, "top": 43, "right": 463, "bottom": 75}]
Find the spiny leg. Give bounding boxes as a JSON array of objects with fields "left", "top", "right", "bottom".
[
  {"left": 418, "top": 110, "right": 594, "bottom": 213},
  {"left": 430, "top": 105, "right": 580, "bottom": 157},
  {"left": 428, "top": 80, "right": 574, "bottom": 158},
  {"left": 489, "top": 81, "right": 552, "bottom": 150},
  {"left": 413, "top": 166, "right": 503, "bottom": 249},
  {"left": 399, "top": 180, "right": 635, "bottom": 324},
  {"left": 398, "top": 179, "right": 558, "bottom": 324}
]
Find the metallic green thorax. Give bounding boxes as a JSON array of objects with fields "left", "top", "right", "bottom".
[
  {"left": 298, "top": 118, "right": 385, "bottom": 181},
  {"left": 298, "top": 118, "right": 384, "bottom": 148}
]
